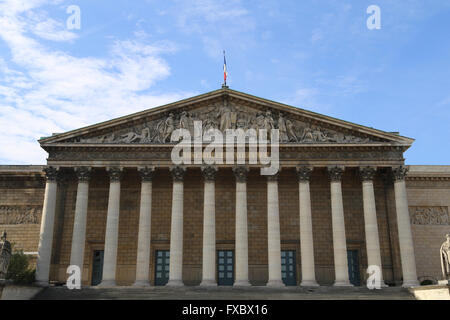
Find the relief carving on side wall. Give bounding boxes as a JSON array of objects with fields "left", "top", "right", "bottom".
[
  {"left": 73, "top": 101, "right": 376, "bottom": 145},
  {"left": 0, "top": 206, "right": 42, "bottom": 225},
  {"left": 409, "top": 206, "right": 450, "bottom": 225}
]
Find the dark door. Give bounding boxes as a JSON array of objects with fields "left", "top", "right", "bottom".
[
  {"left": 91, "top": 250, "right": 104, "bottom": 286},
  {"left": 155, "top": 250, "right": 170, "bottom": 286},
  {"left": 347, "top": 250, "right": 361, "bottom": 286},
  {"left": 217, "top": 250, "right": 234, "bottom": 286},
  {"left": 281, "top": 250, "right": 297, "bottom": 286}
]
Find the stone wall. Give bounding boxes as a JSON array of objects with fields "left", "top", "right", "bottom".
[
  {"left": 0, "top": 166, "right": 45, "bottom": 269},
  {"left": 406, "top": 166, "right": 450, "bottom": 284}
]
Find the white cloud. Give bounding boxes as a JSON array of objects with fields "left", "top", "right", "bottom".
[{"left": 0, "top": 0, "right": 193, "bottom": 164}]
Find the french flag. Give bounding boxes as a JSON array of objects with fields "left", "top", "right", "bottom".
[{"left": 223, "top": 51, "right": 228, "bottom": 85}]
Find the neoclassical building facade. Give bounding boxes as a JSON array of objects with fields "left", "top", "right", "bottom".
[{"left": 1, "top": 88, "right": 449, "bottom": 288}]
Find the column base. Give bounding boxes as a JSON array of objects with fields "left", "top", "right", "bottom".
[
  {"left": 166, "top": 280, "right": 184, "bottom": 287},
  {"left": 233, "top": 280, "right": 251, "bottom": 287},
  {"left": 98, "top": 280, "right": 117, "bottom": 287},
  {"left": 34, "top": 280, "right": 50, "bottom": 287},
  {"left": 402, "top": 280, "right": 420, "bottom": 288},
  {"left": 133, "top": 280, "right": 151, "bottom": 287},
  {"left": 333, "top": 281, "right": 353, "bottom": 287},
  {"left": 200, "top": 280, "right": 217, "bottom": 287},
  {"left": 300, "top": 280, "right": 320, "bottom": 287},
  {"left": 266, "top": 280, "right": 285, "bottom": 287}
]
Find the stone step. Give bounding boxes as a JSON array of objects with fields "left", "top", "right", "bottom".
[{"left": 33, "top": 286, "right": 415, "bottom": 300}]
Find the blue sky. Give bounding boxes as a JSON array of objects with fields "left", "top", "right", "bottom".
[{"left": 0, "top": 0, "right": 449, "bottom": 164}]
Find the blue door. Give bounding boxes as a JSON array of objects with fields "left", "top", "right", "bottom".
[
  {"left": 217, "top": 250, "right": 234, "bottom": 286},
  {"left": 281, "top": 250, "right": 297, "bottom": 286},
  {"left": 155, "top": 250, "right": 170, "bottom": 286},
  {"left": 347, "top": 250, "right": 361, "bottom": 286},
  {"left": 91, "top": 250, "right": 104, "bottom": 286}
]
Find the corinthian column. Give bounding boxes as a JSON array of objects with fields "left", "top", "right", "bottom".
[
  {"left": 99, "top": 167, "right": 123, "bottom": 287},
  {"left": 328, "top": 166, "right": 352, "bottom": 287},
  {"left": 200, "top": 166, "right": 218, "bottom": 286},
  {"left": 233, "top": 166, "right": 251, "bottom": 286},
  {"left": 134, "top": 167, "right": 155, "bottom": 287},
  {"left": 167, "top": 166, "right": 186, "bottom": 286},
  {"left": 392, "top": 166, "right": 419, "bottom": 287},
  {"left": 266, "top": 173, "right": 284, "bottom": 287},
  {"left": 69, "top": 167, "right": 92, "bottom": 276},
  {"left": 360, "top": 167, "right": 387, "bottom": 287},
  {"left": 35, "top": 167, "right": 59, "bottom": 287},
  {"left": 297, "top": 166, "right": 319, "bottom": 287}
]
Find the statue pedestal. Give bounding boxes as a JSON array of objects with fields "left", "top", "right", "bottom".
[{"left": 409, "top": 282, "right": 450, "bottom": 300}]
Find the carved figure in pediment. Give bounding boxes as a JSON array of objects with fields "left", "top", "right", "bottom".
[
  {"left": 120, "top": 129, "right": 141, "bottom": 143},
  {"left": 236, "top": 115, "right": 248, "bottom": 129},
  {"left": 180, "top": 111, "right": 191, "bottom": 133},
  {"left": 102, "top": 133, "right": 116, "bottom": 143},
  {"left": 255, "top": 112, "right": 265, "bottom": 130},
  {"left": 203, "top": 117, "right": 217, "bottom": 132},
  {"left": 217, "top": 101, "right": 233, "bottom": 132},
  {"left": 154, "top": 113, "right": 175, "bottom": 143},
  {"left": 302, "top": 126, "right": 314, "bottom": 142},
  {"left": 285, "top": 119, "right": 298, "bottom": 142},
  {"left": 278, "top": 113, "right": 289, "bottom": 142}
]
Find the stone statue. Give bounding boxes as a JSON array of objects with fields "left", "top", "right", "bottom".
[
  {"left": 0, "top": 231, "right": 11, "bottom": 279},
  {"left": 285, "top": 119, "right": 298, "bottom": 142},
  {"left": 440, "top": 234, "right": 450, "bottom": 280},
  {"left": 155, "top": 113, "right": 175, "bottom": 143},
  {"left": 179, "top": 111, "right": 191, "bottom": 133},
  {"left": 278, "top": 113, "right": 289, "bottom": 142},
  {"left": 217, "top": 101, "right": 232, "bottom": 132}
]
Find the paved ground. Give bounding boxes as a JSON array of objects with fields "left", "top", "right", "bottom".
[{"left": 33, "top": 285, "right": 415, "bottom": 300}]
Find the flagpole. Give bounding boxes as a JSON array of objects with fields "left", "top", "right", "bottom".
[{"left": 223, "top": 50, "right": 227, "bottom": 87}]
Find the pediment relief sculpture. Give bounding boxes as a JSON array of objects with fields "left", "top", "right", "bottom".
[{"left": 69, "top": 102, "right": 378, "bottom": 145}]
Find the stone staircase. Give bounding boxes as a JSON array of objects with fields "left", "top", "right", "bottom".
[{"left": 33, "top": 285, "right": 415, "bottom": 300}]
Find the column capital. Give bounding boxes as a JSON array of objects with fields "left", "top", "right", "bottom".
[
  {"left": 138, "top": 166, "right": 155, "bottom": 182},
  {"left": 170, "top": 166, "right": 186, "bottom": 182},
  {"left": 296, "top": 166, "right": 313, "bottom": 182},
  {"left": 392, "top": 166, "right": 409, "bottom": 182},
  {"left": 107, "top": 167, "right": 123, "bottom": 182},
  {"left": 201, "top": 165, "right": 218, "bottom": 182},
  {"left": 75, "top": 167, "right": 92, "bottom": 182},
  {"left": 43, "top": 166, "right": 59, "bottom": 182},
  {"left": 327, "top": 166, "right": 345, "bottom": 182},
  {"left": 233, "top": 166, "right": 249, "bottom": 183},
  {"left": 359, "top": 167, "right": 377, "bottom": 182}
]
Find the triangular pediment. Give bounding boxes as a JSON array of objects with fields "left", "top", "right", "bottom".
[{"left": 39, "top": 87, "right": 414, "bottom": 147}]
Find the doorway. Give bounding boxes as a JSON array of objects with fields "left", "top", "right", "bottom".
[
  {"left": 281, "top": 250, "right": 297, "bottom": 286},
  {"left": 155, "top": 250, "right": 170, "bottom": 286},
  {"left": 91, "top": 250, "right": 104, "bottom": 286},
  {"left": 347, "top": 250, "right": 361, "bottom": 286},
  {"left": 217, "top": 250, "right": 234, "bottom": 286}
]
